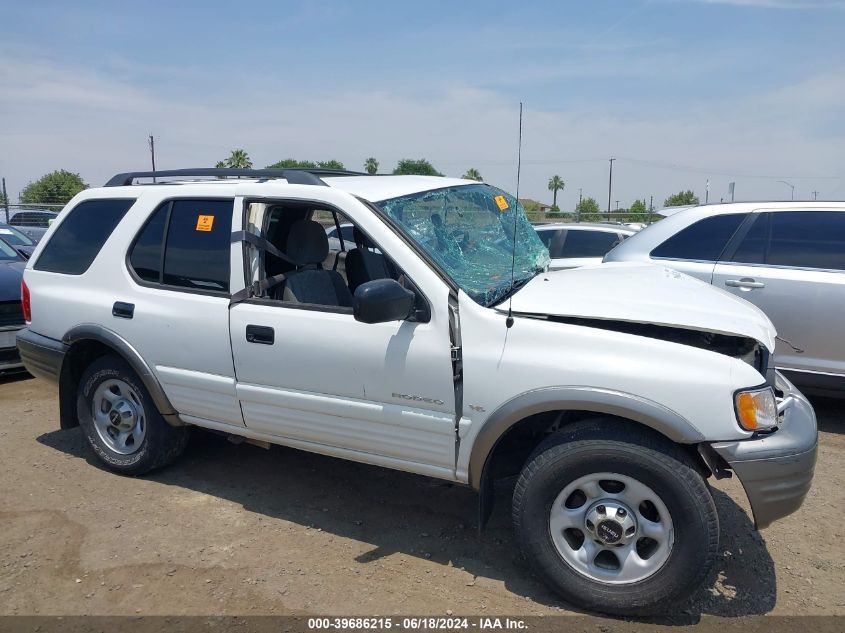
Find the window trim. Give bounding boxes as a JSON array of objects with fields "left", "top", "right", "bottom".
[
  {"left": 33, "top": 197, "right": 137, "bottom": 275},
  {"left": 238, "top": 196, "right": 433, "bottom": 320},
  {"left": 125, "top": 196, "right": 235, "bottom": 298}
]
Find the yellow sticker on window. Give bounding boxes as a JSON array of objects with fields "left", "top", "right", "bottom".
[
  {"left": 494, "top": 195, "right": 509, "bottom": 211},
  {"left": 196, "top": 215, "right": 215, "bottom": 232}
]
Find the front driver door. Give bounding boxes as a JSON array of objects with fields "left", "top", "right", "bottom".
[{"left": 229, "top": 199, "right": 457, "bottom": 480}]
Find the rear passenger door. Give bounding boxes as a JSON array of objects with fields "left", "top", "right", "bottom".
[
  {"left": 649, "top": 213, "right": 748, "bottom": 283},
  {"left": 713, "top": 210, "right": 845, "bottom": 380},
  {"left": 118, "top": 198, "right": 244, "bottom": 427}
]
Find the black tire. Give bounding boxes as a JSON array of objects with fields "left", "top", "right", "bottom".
[
  {"left": 512, "top": 419, "right": 718, "bottom": 616},
  {"left": 77, "top": 355, "right": 188, "bottom": 475}
]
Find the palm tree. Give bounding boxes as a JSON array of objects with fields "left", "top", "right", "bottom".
[
  {"left": 462, "top": 168, "right": 483, "bottom": 181},
  {"left": 216, "top": 149, "right": 253, "bottom": 169},
  {"left": 548, "top": 175, "right": 565, "bottom": 208},
  {"left": 364, "top": 157, "right": 379, "bottom": 175}
]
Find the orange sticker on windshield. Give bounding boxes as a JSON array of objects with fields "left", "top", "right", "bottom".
[
  {"left": 196, "top": 215, "right": 215, "bottom": 232},
  {"left": 494, "top": 195, "right": 509, "bottom": 211}
]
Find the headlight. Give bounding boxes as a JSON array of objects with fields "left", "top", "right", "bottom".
[{"left": 735, "top": 386, "right": 778, "bottom": 432}]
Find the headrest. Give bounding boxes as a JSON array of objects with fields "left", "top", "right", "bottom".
[
  {"left": 286, "top": 220, "right": 329, "bottom": 265},
  {"left": 353, "top": 226, "right": 375, "bottom": 250}
]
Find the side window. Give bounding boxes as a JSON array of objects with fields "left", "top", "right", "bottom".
[
  {"left": 34, "top": 199, "right": 135, "bottom": 274},
  {"left": 548, "top": 230, "right": 568, "bottom": 258},
  {"left": 128, "top": 199, "right": 233, "bottom": 292},
  {"left": 767, "top": 211, "right": 845, "bottom": 271},
  {"left": 726, "top": 213, "right": 769, "bottom": 265},
  {"left": 536, "top": 229, "right": 554, "bottom": 247},
  {"left": 340, "top": 225, "right": 355, "bottom": 242},
  {"left": 128, "top": 204, "right": 168, "bottom": 282},
  {"left": 651, "top": 213, "right": 746, "bottom": 261},
  {"left": 561, "top": 230, "right": 621, "bottom": 258}
]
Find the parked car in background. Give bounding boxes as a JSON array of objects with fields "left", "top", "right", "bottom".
[
  {"left": 325, "top": 222, "right": 354, "bottom": 252},
  {"left": 8, "top": 210, "right": 58, "bottom": 243},
  {"left": 0, "top": 238, "right": 26, "bottom": 374},
  {"left": 0, "top": 222, "right": 37, "bottom": 258},
  {"left": 535, "top": 222, "right": 635, "bottom": 270},
  {"left": 605, "top": 202, "right": 845, "bottom": 396}
]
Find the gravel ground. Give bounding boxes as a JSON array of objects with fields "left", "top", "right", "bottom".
[{"left": 1, "top": 374, "right": 843, "bottom": 621}]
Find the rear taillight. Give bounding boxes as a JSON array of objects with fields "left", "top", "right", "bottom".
[{"left": 21, "top": 279, "right": 31, "bottom": 323}]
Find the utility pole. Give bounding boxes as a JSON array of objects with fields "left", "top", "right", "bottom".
[
  {"left": 2, "top": 178, "right": 9, "bottom": 223},
  {"left": 812, "top": 190, "right": 819, "bottom": 200},
  {"left": 615, "top": 200, "right": 620, "bottom": 212},
  {"left": 607, "top": 157, "right": 615, "bottom": 215},
  {"left": 579, "top": 188, "right": 582, "bottom": 205},
  {"left": 148, "top": 134, "right": 157, "bottom": 182}
]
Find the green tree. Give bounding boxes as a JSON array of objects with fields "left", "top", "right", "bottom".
[
  {"left": 266, "top": 158, "right": 318, "bottom": 169},
  {"left": 215, "top": 148, "right": 253, "bottom": 169},
  {"left": 20, "top": 170, "right": 87, "bottom": 205},
  {"left": 548, "top": 175, "right": 565, "bottom": 208},
  {"left": 462, "top": 168, "right": 483, "bottom": 181},
  {"left": 364, "top": 157, "right": 379, "bottom": 175},
  {"left": 575, "top": 196, "right": 602, "bottom": 222},
  {"left": 317, "top": 159, "right": 345, "bottom": 170},
  {"left": 628, "top": 199, "right": 648, "bottom": 221},
  {"left": 664, "top": 190, "right": 699, "bottom": 207},
  {"left": 392, "top": 159, "right": 442, "bottom": 176}
]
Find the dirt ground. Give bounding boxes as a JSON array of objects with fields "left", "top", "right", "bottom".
[{"left": 1, "top": 374, "right": 843, "bottom": 622}]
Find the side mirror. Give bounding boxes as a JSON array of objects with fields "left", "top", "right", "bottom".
[{"left": 353, "top": 279, "right": 415, "bottom": 324}]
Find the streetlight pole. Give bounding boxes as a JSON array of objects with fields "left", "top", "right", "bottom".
[
  {"left": 607, "top": 157, "right": 615, "bottom": 215},
  {"left": 777, "top": 180, "right": 795, "bottom": 200}
]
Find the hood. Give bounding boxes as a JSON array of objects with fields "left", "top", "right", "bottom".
[
  {"left": 0, "top": 259, "right": 25, "bottom": 302},
  {"left": 503, "top": 262, "right": 776, "bottom": 351}
]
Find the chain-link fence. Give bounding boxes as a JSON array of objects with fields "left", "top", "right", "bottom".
[{"left": 2, "top": 203, "right": 64, "bottom": 226}]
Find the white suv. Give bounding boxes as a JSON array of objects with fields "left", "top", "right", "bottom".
[{"left": 17, "top": 168, "right": 817, "bottom": 615}]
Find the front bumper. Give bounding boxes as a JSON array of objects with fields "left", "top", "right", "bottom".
[
  {"left": 16, "top": 328, "right": 68, "bottom": 383},
  {"left": 710, "top": 372, "right": 818, "bottom": 529}
]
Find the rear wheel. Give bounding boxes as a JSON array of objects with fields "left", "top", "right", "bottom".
[
  {"left": 512, "top": 421, "right": 718, "bottom": 615},
  {"left": 77, "top": 355, "right": 188, "bottom": 475}
]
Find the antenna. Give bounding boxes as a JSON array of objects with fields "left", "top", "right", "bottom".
[{"left": 506, "top": 102, "right": 523, "bottom": 329}]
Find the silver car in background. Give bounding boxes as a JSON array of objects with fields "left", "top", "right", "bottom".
[
  {"left": 534, "top": 222, "right": 635, "bottom": 270},
  {"left": 605, "top": 202, "right": 845, "bottom": 396}
]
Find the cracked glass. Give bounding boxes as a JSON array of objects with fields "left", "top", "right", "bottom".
[{"left": 377, "top": 184, "right": 549, "bottom": 306}]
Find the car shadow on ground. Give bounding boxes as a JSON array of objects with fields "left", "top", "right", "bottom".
[{"left": 38, "top": 426, "right": 777, "bottom": 623}]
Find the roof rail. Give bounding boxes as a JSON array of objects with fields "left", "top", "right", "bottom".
[{"left": 103, "top": 168, "right": 369, "bottom": 188}]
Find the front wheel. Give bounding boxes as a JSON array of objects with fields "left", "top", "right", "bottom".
[
  {"left": 512, "top": 421, "right": 719, "bottom": 615},
  {"left": 77, "top": 355, "right": 188, "bottom": 475}
]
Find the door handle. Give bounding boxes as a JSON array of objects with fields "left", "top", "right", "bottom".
[
  {"left": 245, "top": 324, "right": 274, "bottom": 345},
  {"left": 112, "top": 302, "right": 135, "bottom": 319},
  {"left": 724, "top": 278, "right": 765, "bottom": 289}
]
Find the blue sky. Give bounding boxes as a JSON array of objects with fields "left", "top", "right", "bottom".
[{"left": 2, "top": 0, "right": 844, "bottom": 208}]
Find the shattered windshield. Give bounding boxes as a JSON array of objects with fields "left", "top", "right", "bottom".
[{"left": 377, "top": 184, "right": 549, "bottom": 306}]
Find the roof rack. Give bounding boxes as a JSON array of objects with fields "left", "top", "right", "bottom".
[{"left": 103, "top": 168, "right": 369, "bottom": 188}]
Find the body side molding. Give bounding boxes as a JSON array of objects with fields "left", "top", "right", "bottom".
[{"left": 467, "top": 386, "right": 703, "bottom": 490}]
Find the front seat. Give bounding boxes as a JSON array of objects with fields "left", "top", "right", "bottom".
[
  {"left": 271, "top": 220, "right": 354, "bottom": 307},
  {"left": 345, "top": 227, "right": 397, "bottom": 293}
]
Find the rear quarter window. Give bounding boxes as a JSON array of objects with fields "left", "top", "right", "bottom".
[
  {"left": 651, "top": 213, "right": 746, "bottom": 262},
  {"left": 34, "top": 199, "right": 135, "bottom": 274}
]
